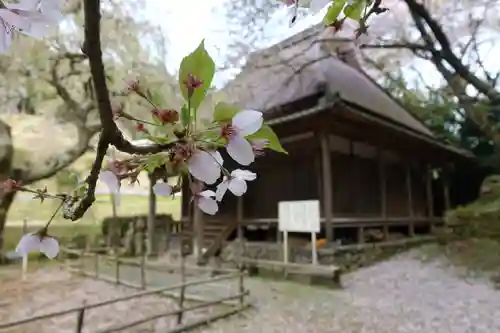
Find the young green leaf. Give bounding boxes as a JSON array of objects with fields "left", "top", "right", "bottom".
[
  {"left": 213, "top": 102, "right": 239, "bottom": 122},
  {"left": 178, "top": 40, "right": 215, "bottom": 111},
  {"left": 246, "top": 125, "right": 287, "bottom": 154},
  {"left": 343, "top": 0, "right": 365, "bottom": 20},
  {"left": 323, "top": 0, "right": 347, "bottom": 25}
]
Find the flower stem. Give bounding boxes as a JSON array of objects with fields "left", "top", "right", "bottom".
[{"left": 44, "top": 200, "right": 65, "bottom": 229}]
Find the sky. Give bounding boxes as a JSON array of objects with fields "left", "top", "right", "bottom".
[
  {"left": 142, "top": 0, "right": 500, "bottom": 92},
  {"left": 143, "top": 0, "right": 322, "bottom": 88}
]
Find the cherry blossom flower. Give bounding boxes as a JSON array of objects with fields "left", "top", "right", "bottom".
[
  {"left": 220, "top": 110, "right": 263, "bottom": 166},
  {"left": 195, "top": 190, "right": 218, "bottom": 215},
  {"left": 99, "top": 170, "right": 121, "bottom": 206},
  {"left": 0, "top": 0, "right": 63, "bottom": 53},
  {"left": 216, "top": 169, "right": 257, "bottom": 201},
  {"left": 250, "top": 139, "right": 268, "bottom": 157},
  {"left": 187, "top": 149, "right": 223, "bottom": 185},
  {"left": 16, "top": 232, "right": 59, "bottom": 259},
  {"left": 153, "top": 182, "right": 172, "bottom": 196}
]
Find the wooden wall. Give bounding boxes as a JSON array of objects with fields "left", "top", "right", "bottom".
[{"left": 181, "top": 132, "right": 431, "bottom": 221}]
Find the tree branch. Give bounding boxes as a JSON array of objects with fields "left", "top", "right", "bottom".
[{"left": 64, "top": 0, "right": 178, "bottom": 221}]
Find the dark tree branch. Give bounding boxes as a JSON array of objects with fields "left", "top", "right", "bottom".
[
  {"left": 404, "top": 0, "right": 500, "bottom": 102},
  {"left": 65, "top": 0, "right": 178, "bottom": 221}
]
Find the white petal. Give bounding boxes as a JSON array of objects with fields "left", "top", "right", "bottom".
[
  {"left": 198, "top": 197, "right": 218, "bottom": 215},
  {"left": 231, "top": 169, "right": 257, "bottom": 181},
  {"left": 40, "top": 236, "right": 59, "bottom": 259},
  {"left": 199, "top": 190, "right": 216, "bottom": 198},
  {"left": 99, "top": 170, "right": 120, "bottom": 193},
  {"left": 188, "top": 150, "right": 221, "bottom": 185},
  {"left": 153, "top": 182, "right": 172, "bottom": 196},
  {"left": 215, "top": 181, "right": 229, "bottom": 202},
  {"left": 232, "top": 110, "right": 263, "bottom": 137},
  {"left": 226, "top": 136, "right": 255, "bottom": 166},
  {"left": 210, "top": 150, "right": 224, "bottom": 166},
  {"left": 0, "top": 23, "right": 13, "bottom": 54},
  {"left": 15, "top": 234, "right": 41, "bottom": 255},
  {"left": 228, "top": 178, "right": 247, "bottom": 196},
  {"left": 309, "top": 0, "right": 330, "bottom": 13}
]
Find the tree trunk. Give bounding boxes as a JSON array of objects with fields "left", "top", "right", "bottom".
[{"left": 0, "top": 191, "right": 17, "bottom": 259}]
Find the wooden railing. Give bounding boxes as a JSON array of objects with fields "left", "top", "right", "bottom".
[{"left": 0, "top": 248, "right": 250, "bottom": 333}]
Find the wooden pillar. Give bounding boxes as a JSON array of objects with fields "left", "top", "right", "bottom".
[
  {"left": 146, "top": 173, "right": 157, "bottom": 257},
  {"left": 426, "top": 165, "right": 435, "bottom": 232},
  {"left": 406, "top": 163, "right": 415, "bottom": 237},
  {"left": 443, "top": 169, "right": 451, "bottom": 212},
  {"left": 320, "top": 132, "right": 333, "bottom": 242},
  {"left": 378, "top": 150, "right": 388, "bottom": 239}
]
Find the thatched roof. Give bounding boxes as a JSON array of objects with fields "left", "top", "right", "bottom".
[{"left": 221, "top": 24, "right": 433, "bottom": 137}]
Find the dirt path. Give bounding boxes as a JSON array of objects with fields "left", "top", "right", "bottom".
[{"left": 3, "top": 246, "right": 500, "bottom": 333}]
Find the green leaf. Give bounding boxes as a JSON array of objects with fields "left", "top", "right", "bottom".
[
  {"left": 146, "top": 87, "right": 165, "bottom": 107},
  {"left": 246, "top": 125, "right": 287, "bottom": 154},
  {"left": 142, "top": 154, "right": 167, "bottom": 173},
  {"left": 178, "top": 40, "right": 215, "bottom": 111},
  {"left": 213, "top": 102, "right": 239, "bottom": 122},
  {"left": 323, "top": 0, "right": 347, "bottom": 25},
  {"left": 343, "top": 0, "right": 365, "bottom": 20}
]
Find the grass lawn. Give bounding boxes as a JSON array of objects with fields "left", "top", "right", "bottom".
[
  {"left": 3, "top": 194, "right": 182, "bottom": 252},
  {"left": 7, "top": 194, "right": 181, "bottom": 224}
]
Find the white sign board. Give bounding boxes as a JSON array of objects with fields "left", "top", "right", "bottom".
[{"left": 278, "top": 200, "right": 320, "bottom": 233}]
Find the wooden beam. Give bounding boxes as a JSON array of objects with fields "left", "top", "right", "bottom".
[
  {"left": 406, "top": 164, "right": 415, "bottom": 237},
  {"left": 320, "top": 132, "right": 333, "bottom": 241}
]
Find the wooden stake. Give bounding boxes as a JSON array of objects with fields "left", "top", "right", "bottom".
[
  {"left": 21, "top": 255, "right": 27, "bottom": 281},
  {"left": 311, "top": 232, "right": 318, "bottom": 265}
]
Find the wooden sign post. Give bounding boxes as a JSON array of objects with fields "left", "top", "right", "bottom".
[{"left": 278, "top": 200, "right": 321, "bottom": 272}]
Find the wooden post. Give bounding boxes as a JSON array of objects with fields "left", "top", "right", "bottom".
[
  {"left": 443, "top": 169, "right": 451, "bottom": 213},
  {"left": 75, "top": 307, "right": 85, "bottom": 333},
  {"left": 147, "top": 173, "right": 157, "bottom": 257},
  {"left": 94, "top": 253, "right": 99, "bottom": 278},
  {"left": 115, "top": 255, "right": 120, "bottom": 284},
  {"left": 378, "top": 150, "right": 389, "bottom": 239},
  {"left": 320, "top": 132, "right": 333, "bottom": 242},
  {"left": 79, "top": 249, "right": 85, "bottom": 275},
  {"left": 282, "top": 230, "right": 289, "bottom": 278},
  {"left": 192, "top": 199, "right": 204, "bottom": 261},
  {"left": 22, "top": 218, "right": 27, "bottom": 235},
  {"left": 406, "top": 164, "right": 415, "bottom": 237},
  {"left": 21, "top": 255, "right": 28, "bottom": 281},
  {"left": 311, "top": 232, "right": 318, "bottom": 265},
  {"left": 140, "top": 253, "right": 146, "bottom": 289},
  {"left": 237, "top": 198, "right": 245, "bottom": 306},
  {"left": 426, "top": 165, "right": 435, "bottom": 232}
]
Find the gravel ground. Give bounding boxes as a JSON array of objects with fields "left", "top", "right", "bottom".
[
  {"left": 0, "top": 266, "right": 220, "bottom": 333},
  {"left": 193, "top": 247, "right": 500, "bottom": 333},
  {"left": 3, "top": 247, "right": 500, "bottom": 333}
]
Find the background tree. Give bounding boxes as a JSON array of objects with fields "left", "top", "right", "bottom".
[
  {"left": 221, "top": 0, "right": 500, "bottom": 165},
  {"left": 0, "top": 0, "right": 180, "bottom": 252}
]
